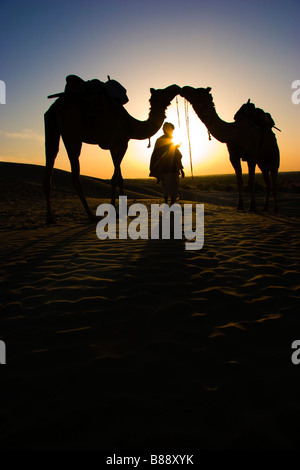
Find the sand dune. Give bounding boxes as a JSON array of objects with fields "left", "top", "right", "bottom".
[{"left": 0, "top": 162, "right": 300, "bottom": 450}]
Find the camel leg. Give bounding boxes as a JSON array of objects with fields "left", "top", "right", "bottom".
[
  {"left": 70, "top": 157, "right": 96, "bottom": 221},
  {"left": 63, "top": 137, "right": 95, "bottom": 221},
  {"left": 43, "top": 111, "right": 60, "bottom": 224},
  {"left": 43, "top": 154, "right": 57, "bottom": 224},
  {"left": 229, "top": 150, "right": 244, "bottom": 210},
  {"left": 235, "top": 165, "right": 244, "bottom": 210},
  {"left": 261, "top": 169, "right": 270, "bottom": 211},
  {"left": 110, "top": 143, "right": 128, "bottom": 206},
  {"left": 247, "top": 160, "right": 257, "bottom": 211},
  {"left": 271, "top": 170, "right": 279, "bottom": 213}
]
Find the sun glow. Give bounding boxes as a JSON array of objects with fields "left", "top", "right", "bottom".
[{"left": 165, "top": 101, "right": 216, "bottom": 176}]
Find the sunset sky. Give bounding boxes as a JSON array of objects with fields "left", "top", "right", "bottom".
[{"left": 1, "top": 0, "right": 299, "bottom": 179}]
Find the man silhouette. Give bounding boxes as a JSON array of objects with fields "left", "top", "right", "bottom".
[{"left": 149, "top": 122, "right": 184, "bottom": 205}]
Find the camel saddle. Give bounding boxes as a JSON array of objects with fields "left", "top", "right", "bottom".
[
  {"left": 48, "top": 74, "right": 129, "bottom": 105},
  {"left": 234, "top": 99, "right": 277, "bottom": 130}
]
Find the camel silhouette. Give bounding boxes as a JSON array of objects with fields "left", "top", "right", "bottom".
[
  {"left": 44, "top": 78, "right": 180, "bottom": 223},
  {"left": 180, "top": 86, "right": 280, "bottom": 212}
]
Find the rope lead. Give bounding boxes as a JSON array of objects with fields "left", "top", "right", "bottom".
[
  {"left": 184, "top": 99, "right": 194, "bottom": 182},
  {"left": 176, "top": 96, "right": 181, "bottom": 128}
]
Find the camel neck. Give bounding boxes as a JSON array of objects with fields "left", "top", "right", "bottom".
[
  {"left": 194, "top": 103, "right": 235, "bottom": 144},
  {"left": 127, "top": 104, "right": 166, "bottom": 140}
]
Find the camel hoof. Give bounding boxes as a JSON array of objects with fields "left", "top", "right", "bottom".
[{"left": 46, "top": 216, "right": 56, "bottom": 225}]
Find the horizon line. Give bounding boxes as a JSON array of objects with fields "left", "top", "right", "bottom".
[{"left": 1, "top": 160, "right": 300, "bottom": 180}]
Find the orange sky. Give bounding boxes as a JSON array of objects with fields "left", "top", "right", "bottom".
[{"left": 1, "top": 0, "right": 299, "bottom": 179}]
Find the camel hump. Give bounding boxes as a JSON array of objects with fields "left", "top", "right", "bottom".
[
  {"left": 64, "top": 74, "right": 128, "bottom": 105},
  {"left": 64, "top": 75, "right": 104, "bottom": 93},
  {"left": 105, "top": 78, "right": 129, "bottom": 105},
  {"left": 65, "top": 74, "right": 85, "bottom": 91},
  {"left": 234, "top": 100, "right": 276, "bottom": 129},
  {"left": 234, "top": 101, "right": 256, "bottom": 121}
]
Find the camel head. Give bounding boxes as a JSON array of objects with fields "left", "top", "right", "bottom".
[
  {"left": 149, "top": 84, "right": 181, "bottom": 111},
  {"left": 180, "top": 86, "right": 214, "bottom": 111}
]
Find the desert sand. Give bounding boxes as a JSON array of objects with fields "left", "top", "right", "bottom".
[{"left": 0, "top": 161, "right": 300, "bottom": 450}]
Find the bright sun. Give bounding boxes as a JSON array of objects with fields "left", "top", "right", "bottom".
[{"left": 166, "top": 102, "right": 215, "bottom": 174}]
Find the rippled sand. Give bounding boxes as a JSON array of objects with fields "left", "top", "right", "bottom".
[{"left": 1, "top": 164, "right": 300, "bottom": 449}]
